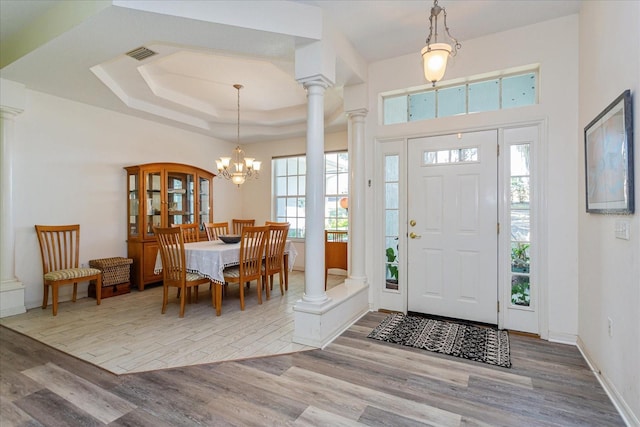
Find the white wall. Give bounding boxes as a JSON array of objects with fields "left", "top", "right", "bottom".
[
  {"left": 365, "top": 15, "right": 580, "bottom": 339},
  {"left": 12, "top": 90, "right": 241, "bottom": 309},
  {"left": 578, "top": 1, "right": 640, "bottom": 423}
]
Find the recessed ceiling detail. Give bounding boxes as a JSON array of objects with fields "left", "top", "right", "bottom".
[{"left": 91, "top": 42, "right": 345, "bottom": 142}]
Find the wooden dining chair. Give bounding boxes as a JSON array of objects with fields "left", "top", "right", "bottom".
[
  {"left": 34, "top": 224, "right": 103, "bottom": 316},
  {"left": 263, "top": 223, "right": 290, "bottom": 298},
  {"left": 171, "top": 223, "right": 200, "bottom": 242},
  {"left": 222, "top": 226, "right": 268, "bottom": 311},
  {"left": 171, "top": 223, "right": 201, "bottom": 300},
  {"left": 154, "top": 226, "right": 213, "bottom": 317},
  {"left": 204, "top": 221, "right": 229, "bottom": 241},
  {"left": 232, "top": 218, "right": 255, "bottom": 235},
  {"left": 325, "top": 230, "right": 348, "bottom": 289},
  {"left": 265, "top": 221, "right": 289, "bottom": 226}
]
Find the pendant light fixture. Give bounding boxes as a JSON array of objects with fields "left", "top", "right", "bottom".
[
  {"left": 421, "top": 0, "right": 461, "bottom": 86},
  {"left": 215, "top": 84, "right": 261, "bottom": 186}
]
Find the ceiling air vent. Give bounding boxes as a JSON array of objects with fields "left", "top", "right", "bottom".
[{"left": 125, "top": 46, "right": 157, "bottom": 61}]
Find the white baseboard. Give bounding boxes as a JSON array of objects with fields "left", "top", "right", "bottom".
[
  {"left": 293, "top": 281, "right": 369, "bottom": 348},
  {"left": 576, "top": 337, "right": 639, "bottom": 427},
  {"left": 0, "top": 279, "right": 26, "bottom": 318},
  {"left": 547, "top": 330, "right": 577, "bottom": 345}
]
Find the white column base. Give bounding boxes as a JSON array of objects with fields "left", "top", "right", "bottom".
[
  {"left": 344, "top": 276, "right": 366, "bottom": 286},
  {"left": 293, "top": 280, "right": 369, "bottom": 348},
  {"left": 0, "top": 278, "right": 26, "bottom": 317}
]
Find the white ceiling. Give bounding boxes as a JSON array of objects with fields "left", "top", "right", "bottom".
[{"left": 0, "top": 0, "right": 582, "bottom": 143}]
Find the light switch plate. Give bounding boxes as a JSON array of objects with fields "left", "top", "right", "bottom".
[{"left": 614, "top": 220, "right": 630, "bottom": 240}]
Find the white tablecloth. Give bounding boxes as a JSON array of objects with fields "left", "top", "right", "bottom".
[{"left": 154, "top": 240, "right": 298, "bottom": 284}]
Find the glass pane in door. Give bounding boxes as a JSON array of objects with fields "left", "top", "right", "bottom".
[
  {"left": 510, "top": 144, "right": 531, "bottom": 307},
  {"left": 145, "top": 171, "right": 162, "bottom": 237},
  {"left": 167, "top": 172, "right": 195, "bottom": 226},
  {"left": 128, "top": 173, "right": 139, "bottom": 236},
  {"left": 199, "top": 177, "right": 210, "bottom": 228},
  {"left": 384, "top": 154, "right": 399, "bottom": 290}
]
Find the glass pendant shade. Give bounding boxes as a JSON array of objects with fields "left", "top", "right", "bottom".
[
  {"left": 231, "top": 173, "right": 245, "bottom": 185},
  {"left": 421, "top": 43, "right": 452, "bottom": 84}
]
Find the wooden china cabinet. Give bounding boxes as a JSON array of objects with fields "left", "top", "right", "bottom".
[{"left": 124, "top": 162, "right": 214, "bottom": 290}]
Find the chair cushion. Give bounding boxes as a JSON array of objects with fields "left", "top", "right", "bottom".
[
  {"left": 186, "top": 272, "right": 207, "bottom": 282},
  {"left": 223, "top": 265, "right": 265, "bottom": 279},
  {"left": 223, "top": 266, "right": 240, "bottom": 278},
  {"left": 44, "top": 267, "right": 102, "bottom": 281}
]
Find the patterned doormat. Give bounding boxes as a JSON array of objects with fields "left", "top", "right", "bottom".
[{"left": 367, "top": 313, "right": 512, "bottom": 368}]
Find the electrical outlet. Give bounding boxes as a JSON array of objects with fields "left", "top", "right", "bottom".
[{"left": 607, "top": 317, "right": 614, "bottom": 337}]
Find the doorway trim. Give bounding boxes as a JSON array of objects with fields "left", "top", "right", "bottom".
[{"left": 373, "top": 120, "right": 547, "bottom": 337}]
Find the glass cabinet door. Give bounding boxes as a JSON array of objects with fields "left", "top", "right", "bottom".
[
  {"left": 199, "top": 176, "right": 211, "bottom": 228},
  {"left": 144, "top": 171, "right": 162, "bottom": 238},
  {"left": 167, "top": 171, "right": 195, "bottom": 227},
  {"left": 128, "top": 173, "right": 140, "bottom": 236}
]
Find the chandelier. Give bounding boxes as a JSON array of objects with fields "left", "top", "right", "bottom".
[
  {"left": 215, "top": 84, "right": 261, "bottom": 186},
  {"left": 420, "top": 0, "right": 461, "bottom": 86}
]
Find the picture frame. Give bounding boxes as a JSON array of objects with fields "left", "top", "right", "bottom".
[{"left": 584, "top": 89, "right": 634, "bottom": 214}]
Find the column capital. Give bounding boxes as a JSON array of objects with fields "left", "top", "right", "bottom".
[
  {"left": 298, "top": 75, "right": 333, "bottom": 90},
  {"left": 0, "top": 106, "right": 24, "bottom": 119},
  {"left": 346, "top": 108, "right": 368, "bottom": 119}
]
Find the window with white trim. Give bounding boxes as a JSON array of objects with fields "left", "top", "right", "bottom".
[{"left": 273, "top": 152, "right": 349, "bottom": 238}]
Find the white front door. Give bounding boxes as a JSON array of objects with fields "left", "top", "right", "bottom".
[{"left": 407, "top": 130, "right": 498, "bottom": 324}]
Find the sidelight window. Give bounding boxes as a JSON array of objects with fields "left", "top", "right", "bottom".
[{"left": 510, "top": 144, "right": 531, "bottom": 307}]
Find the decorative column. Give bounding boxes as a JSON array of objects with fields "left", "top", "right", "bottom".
[
  {"left": 1, "top": 79, "right": 26, "bottom": 317},
  {"left": 345, "top": 109, "right": 368, "bottom": 285},
  {"left": 299, "top": 77, "right": 332, "bottom": 305}
]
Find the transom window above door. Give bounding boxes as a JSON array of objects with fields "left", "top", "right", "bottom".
[{"left": 382, "top": 69, "right": 538, "bottom": 125}]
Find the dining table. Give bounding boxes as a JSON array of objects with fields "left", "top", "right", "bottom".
[{"left": 154, "top": 239, "right": 298, "bottom": 315}]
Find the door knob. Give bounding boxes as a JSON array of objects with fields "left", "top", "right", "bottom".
[
  {"left": 409, "top": 220, "right": 416, "bottom": 227},
  {"left": 409, "top": 232, "right": 421, "bottom": 239}
]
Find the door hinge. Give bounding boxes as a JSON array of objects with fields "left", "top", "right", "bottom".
[
  {"left": 497, "top": 222, "right": 500, "bottom": 234},
  {"left": 497, "top": 144, "right": 500, "bottom": 156},
  {"left": 497, "top": 301, "right": 500, "bottom": 312}
]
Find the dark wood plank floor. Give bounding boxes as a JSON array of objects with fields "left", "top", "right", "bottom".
[{"left": 1, "top": 311, "right": 623, "bottom": 426}]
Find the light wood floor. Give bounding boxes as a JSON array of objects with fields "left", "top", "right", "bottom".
[
  {"left": 0, "top": 271, "right": 344, "bottom": 374},
  {"left": 1, "top": 311, "right": 623, "bottom": 426}
]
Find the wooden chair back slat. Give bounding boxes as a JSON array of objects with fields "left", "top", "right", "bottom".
[
  {"left": 265, "top": 224, "right": 289, "bottom": 272},
  {"left": 156, "top": 227, "right": 186, "bottom": 285},
  {"left": 155, "top": 226, "right": 212, "bottom": 317},
  {"left": 239, "top": 226, "right": 268, "bottom": 279},
  {"left": 204, "top": 222, "right": 230, "bottom": 241},
  {"left": 232, "top": 219, "right": 255, "bottom": 235},
  {"left": 35, "top": 224, "right": 81, "bottom": 274},
  {"left": 263, "top": 223, "right": 290, "bottom": 296},
  {"left": 171, "top": 223, "right": 200, "bottom": 243},
  {"left": 34, "top": 224, "right": 102, "bottom": 315}
]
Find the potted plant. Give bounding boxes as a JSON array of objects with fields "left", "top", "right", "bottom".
[
  {"left": 511, "top": 275, "right": 530, "bottom": 306},
  {"left": 511, "top": 242, "right": 530, "bottom": 273},
  {"left": 386, "top": 246, "right": 398, "bottom": 289}
]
